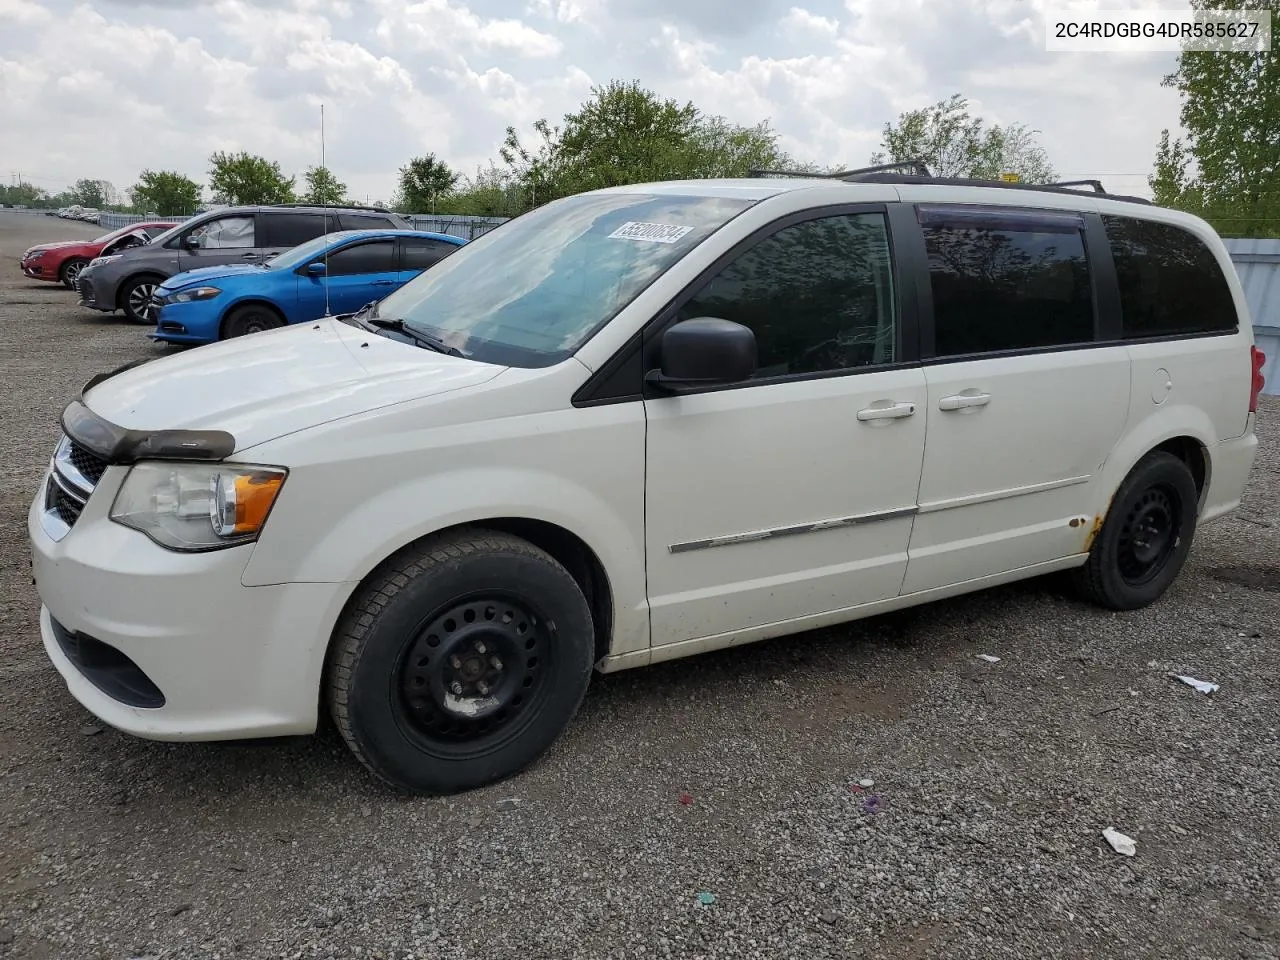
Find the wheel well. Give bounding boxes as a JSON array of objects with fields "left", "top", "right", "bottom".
[
  {"left": 114, "top": 273, "right": 166, "bottom": 309},
  {"left": 59, "top": 256, "right": 88, "bottom": 277},
  {"left": 336, "top": 519, "right": 615, "bottom": 667},
  {"left": 1152, "top": 435, "right": 1208, "bottom": 495}
]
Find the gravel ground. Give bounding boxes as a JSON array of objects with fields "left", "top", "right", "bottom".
[{"left": 0, "top": 209, "right": 1277, "bottom": 960}]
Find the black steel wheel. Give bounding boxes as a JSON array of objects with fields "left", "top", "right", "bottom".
[
  {"left": 395, "top": 594, "right": 556, "bottom": 755},
  {"left": 327, "top": 528, "right": 595, "bottom": 794},
  {"left": 1073, "top": 450, "right": 1199, "bottom": 610}
]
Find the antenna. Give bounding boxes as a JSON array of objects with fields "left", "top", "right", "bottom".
[{"left": 321, "top": 103, "right": 331, "bottom": 318}]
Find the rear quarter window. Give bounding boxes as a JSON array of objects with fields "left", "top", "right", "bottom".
[{"left": 1102, "top": 215, "right": 1238, "bottom": 339}]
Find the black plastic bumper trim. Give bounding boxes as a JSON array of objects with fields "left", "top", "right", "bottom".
[{"left": 50, "top": 617, "right": 166, "bottom": 709}]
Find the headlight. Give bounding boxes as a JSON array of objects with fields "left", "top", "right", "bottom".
[
  {"left": 110, "top": 462, "right": 287, "bottom": 551},
  {"left": 88, "top": 255, "right": 120, "bottom": 268},
  {"left": 166, "top": 286, "right": 221, "bottom": 304}
]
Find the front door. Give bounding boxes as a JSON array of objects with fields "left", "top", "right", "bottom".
[
  {"left": 298, "top": 237, "right": 399, "bottom": 319},
  {"left": 177, "top": 213, "right": 263, "bottom": 270},
  {"left": 901, "top": 203, "right": 1131, "bottom": 594},
  {"left": 643, "top": 209, "right": 927, "bottom": 649}
]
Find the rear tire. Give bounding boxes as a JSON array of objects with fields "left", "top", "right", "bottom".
[
  {"left": 326, "top": 528, "right": 595, "bottom": 794},
  {"left": 59, "top": 258, "right": 89, "bottom": 290},
  {"left": 1072, "top": 451, "right": 1199, "bottom": 610},
  {"left": 221, "top": 304, "right": 285, "bottom": 339}
]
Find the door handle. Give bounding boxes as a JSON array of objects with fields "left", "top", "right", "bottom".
[
  {"left": 370, "top": 280, "right": 396, "bottom": 286},
  {"left": 938, "top": 392, "right": 991, "bottom": 411},
  {"left": 240, "top": 252, "right": 259, "bottom": 260},
  {"left": 856, "top": 401, "right": 916, "bottom": 422}
]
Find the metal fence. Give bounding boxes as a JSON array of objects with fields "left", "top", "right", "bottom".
[
  {"left": 1225, "top": 238, "right": 1280, "bottom": 396},
  {"left": 98, "top": 211, "right": 510, "bottom": 241}
]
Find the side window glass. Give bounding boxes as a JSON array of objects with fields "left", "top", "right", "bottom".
[
  {"left": 340, "top": 213, "right": 397, "bottom": 230},
  {"left": 1102, "top": 215, "right": 1237, "bottom": 338},
  {"left": 324, "top": 240, "right": 397, "bottom": 277},
  {"left": 677, "top": 213, "right": 897, "bottom": 378},
  {"left": 186, "top": 215, "right": 256, "bottom": 249},
  {"left": 921, "top": 208, "right": 1094, "bottom": 357},
  {"left": 264, "top": 213, "right": 331, "bottom": 248},
  {"left": 401, "top": 238, "right": 460, "bottom": 270}
]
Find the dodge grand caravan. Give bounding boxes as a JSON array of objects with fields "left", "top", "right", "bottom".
[{"left": 29, "top": 167, "right": 1265, "bottom": 794}]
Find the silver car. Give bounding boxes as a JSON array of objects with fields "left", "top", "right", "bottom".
[{"left": 77, "top": 204, "right": 412, "bottom": 323}]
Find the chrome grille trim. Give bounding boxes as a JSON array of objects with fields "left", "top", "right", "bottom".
[{"left": 40, "top": 435, "right": 101, "bottom": 541}]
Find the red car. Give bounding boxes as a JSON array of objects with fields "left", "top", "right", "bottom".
[{"left": 19, "top": 221, "right": 176, "bottom": 289}]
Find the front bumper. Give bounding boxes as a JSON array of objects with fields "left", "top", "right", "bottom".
[
  {"left": 150, "top": 299, "right": 222, "bottom": 345},
  {"left": 28, "top": 465, "right": 355, "bottom": 741},
  {"left": 77, "top": 271, "right": 116, "bottom": 312},
  {"left": 21, "top": 257, "right": 53, "bottom": 280}
]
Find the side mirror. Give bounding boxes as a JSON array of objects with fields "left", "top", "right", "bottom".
[
  {"left": 305, "top": 261, "right": 327, "bottom": 276},
  {"left": 182, "top": 235, "right": 200, "bottom": 250},
  {"left": 647, "top": 317, "right": 756, "bottom": 392}
]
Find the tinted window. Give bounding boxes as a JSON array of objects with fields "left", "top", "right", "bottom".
[
  {"left": 1103, "top": 215, "right": 1237, "bottom": 338},
  {"left": 340, "top": 213, "right": 397, "bottom": 230},
  {"left": 676, "top": 213, "right": 896, "bottom": 378},
  {"left": 401, "top": 237, "right": 460, "bottom": 270},
  {"left": 922, "top": 207, "right": 1094, "bottom": 357},
  {"left": 186, "top": 215, "right": 255, "bottom": 249},
  {"left": 324, "top": 240, "right": 397, "bottom": 276},
  {"left": 264, "top": 212, "right": 332, "bottom": 248}
]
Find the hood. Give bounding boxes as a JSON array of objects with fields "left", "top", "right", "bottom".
[
  {"left": 159, "top": 263, "right": 269, "bottom": 289},
  {"left": 24, "top": 241, "right": 83, "bottom": 255},
  {"left": 81, "top": 317, "right": 507, "bottom": 453}
]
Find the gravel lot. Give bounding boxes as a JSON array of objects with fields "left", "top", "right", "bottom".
[{"left": 0, "top": 209, "right": 1277, "bottom": 960}]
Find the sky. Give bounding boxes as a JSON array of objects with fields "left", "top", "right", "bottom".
[{"left": 0, "top": 0, "right": 1194, "bottom": 205}]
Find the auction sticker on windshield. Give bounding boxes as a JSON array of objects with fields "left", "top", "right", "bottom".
[{"left": 608, "top": 222, "right": 694, "bottom": 244}]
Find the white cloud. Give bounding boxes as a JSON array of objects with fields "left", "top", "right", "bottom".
[{"left": 0, "top": 0, "right": 1183, "bottom": 205}]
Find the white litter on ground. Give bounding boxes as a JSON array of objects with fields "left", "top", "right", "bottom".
[
  {"left": 858, "top": 778, "right": 874, "bottom": 789},
  {"left": 976, "top": 654, "right": 1001, "bottom": 663},
  {"left": 1173, "top": 674, "right": 1220, "bottom": 695},
  {"left": 1102, "top": 827, "right": 1137, "bottom": 857}
]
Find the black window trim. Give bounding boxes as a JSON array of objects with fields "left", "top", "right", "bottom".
[
  {"left": 572, "top": 201, "right": 921, "bottom": 407},
  {"left": 911, "top": 202, "right": 1113, "bottom": 365}
]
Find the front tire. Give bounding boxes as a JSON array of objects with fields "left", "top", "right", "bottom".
[
  {"left": 221, "top": 304, "right": 285, "bottom": 339},
  {"left": 119, "top": 275, "right": 163, "bottom": 324},
  {"left": 1073, "top": 451, "right": 1199, "bottom": 610},
  {"left": 326, "top": 528, "right": 595, "bottom": 794},
  {"left": 60, "top": 257, "right": 89, "bottom": 290}
]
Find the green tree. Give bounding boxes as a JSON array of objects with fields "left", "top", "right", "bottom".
[
  {"left": 301, "top": 165, "right": 347, "bottom": 205},
  {"left": 871, "top": 93, "right": 1056, "bottom": 182},
  {"left": 71, "top": 178, "right": 115, "bottom": 208},
  {"left": 500, "top": 79, "right": 791, "bottom": 210},
  {"left": 395, "top": 154, "right": 460, "bottom": 213},
  {"left": 436, "top": 163, "right": 522, "bottom": 216},
  {"left": 1153, "top": 0, "right": 1279, "bottom": 237},
  {"left": 0, "top": 182, "right": 49, "bottom": 207},
  {"left": 208, "top": 151, "right": 295, "bottom": 205},
  {"left": 131, "top": 169, "right": 202, "bottom": 215}
]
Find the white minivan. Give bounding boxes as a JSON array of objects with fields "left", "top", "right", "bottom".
[{"left": 29, "top": 167, "right": 1266, "bottom": 793}]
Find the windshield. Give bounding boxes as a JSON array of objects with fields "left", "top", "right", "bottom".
[
  {"left": 266, "top": 231, "right": 359, "bottom": 269},
  {"left": 150, "top": 215, "right": 202, "bottom": 248},
  {"left": 93, "top": 223, "right": 147, "bottom": 244},
  {"left": 375, "top": 192, "right": 753, "bottom": 367}
]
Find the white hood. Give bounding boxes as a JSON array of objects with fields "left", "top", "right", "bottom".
[{"left": 82, "top": 317, "right": 506, "bottom": 452}]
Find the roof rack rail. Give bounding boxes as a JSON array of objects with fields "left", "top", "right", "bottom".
[
  {"left": 1043, "top": 179, "right": 1107, "bottom": 194},
  {"left": 268, "top": 202, "right": 391, "bottom": 213},
  {"left": 748, "top": 159, "right": 933, "bottom": 180}
]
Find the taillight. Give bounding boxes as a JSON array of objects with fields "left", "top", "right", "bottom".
[{"left": 1250, "top": 345, "right": 1266, "bottom": 413}]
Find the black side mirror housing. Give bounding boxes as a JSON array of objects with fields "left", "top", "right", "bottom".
[
  {"left": 647, "top": 317, "right": 757, "bottom": 392},
  {"left": 182, "top": 235, "right": 200, "bottom": 250}
]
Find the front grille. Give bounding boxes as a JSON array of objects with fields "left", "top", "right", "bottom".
[
  {"left": 41, "top": 435, "right": 102, "bottom": 540},
  {"left": 66, "top": 440, "right": 107, "bottom": 486}
]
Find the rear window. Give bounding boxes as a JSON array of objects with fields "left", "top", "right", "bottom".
[
  {"left": 340, "top": 213, "right": 398, "bottom": 230},
  {"left": 263, "top": 213, "right": 332, "bottom": 249},
  {"left": 1102, "top": 215, "right": 1238, "bottom": 339}
]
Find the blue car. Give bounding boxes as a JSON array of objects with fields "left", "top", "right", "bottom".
[{"left": 150, "top": 229, "right": 465, "bottom": 345}]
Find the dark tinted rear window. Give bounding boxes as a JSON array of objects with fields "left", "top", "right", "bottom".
[
  {"left": 401, "top": 237, "right": 460, "bottom": 270},
  {"left": 340, "top": 213, "right": 398, "bottom": 230},
  {"left": 1102, "top": 215, "right": 1238, "bottom": 338},
  {"left": 263, "top": 212, "right": 332, "bottom": 248},
  {"left": 922, "top": 207, "right": 1095, "bottom": 357}
]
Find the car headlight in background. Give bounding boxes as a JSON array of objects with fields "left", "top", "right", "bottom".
[
  {"left": 88, "top": 255, "right": 120, "bottom": 268},
  {"left": 110, "top": 462, "right": 287, "bottom": 551},
  {"left": 165, "top": 286, "right": 221, "bottom": 304}
]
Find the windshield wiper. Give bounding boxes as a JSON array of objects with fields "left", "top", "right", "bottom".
[{"left": 365, "top": 317, "right": 464, "bottom": 357}]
